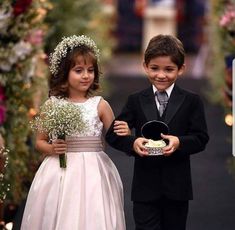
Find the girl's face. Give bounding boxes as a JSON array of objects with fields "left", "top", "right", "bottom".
[
  {"left": 68, "top": 55, "right": 95, "bottom": 96},
  {"left": 143, "top": 56, "right": 185, "bottom": 92}
]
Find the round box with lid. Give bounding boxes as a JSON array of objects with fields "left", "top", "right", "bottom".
[{"left": 141, "top": 120, "right": 169, "bottom": 155}]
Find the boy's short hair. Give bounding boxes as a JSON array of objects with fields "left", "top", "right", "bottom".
[{"left": 144, "top": 34, "right": 185, "bottom": 68}]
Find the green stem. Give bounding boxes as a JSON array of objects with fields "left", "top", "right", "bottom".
[
  {"left": 58, "top": 133, "right": 66, "bottom": 168},
  {"left": 59, "top": 154, "right": 66, "bottom": 168}
]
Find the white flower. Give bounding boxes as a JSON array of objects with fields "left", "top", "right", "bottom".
[
  {"left": 0, "top": 5, "right": 12, "bottom": 33},
  {"left": 49, "top": 35, "right": 100, "bottom": 76},
  {"left": 0, "top": 146, "right": 10, "bottom": 202},
  {"left": 0, "top": 61, "right": 12, "bottom": 72},
  {"left": 12, "top": 41, "right": 32, "bottom": 61},
  {"left": 30, "top": 97, "right": 87, "bottom": 138}
]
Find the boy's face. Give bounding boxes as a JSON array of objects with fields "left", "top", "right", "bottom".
[{"left": 143, "top": 56, "right": 185, "bottom": 92}]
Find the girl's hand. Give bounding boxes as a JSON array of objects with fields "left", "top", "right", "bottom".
[
  {"left": 161, "top": 133, "right": 180, "bottom": 156},
  {"left": 51, "top": 139, "right": 67, "bottom": 155},
  {"left": 133, "top": 137, "right": 149, "bottom": 157},
  {"left": 114, "top": 120, "right": 131, "bottom": 136}
]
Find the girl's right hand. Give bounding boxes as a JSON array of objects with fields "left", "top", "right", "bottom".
[{"left": 51, "top": 139, "right": 67, "bottom": 155}]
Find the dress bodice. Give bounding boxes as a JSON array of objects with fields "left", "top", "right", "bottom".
[{"left": 72, "top": 96, "right": 103, "bottom": 137}]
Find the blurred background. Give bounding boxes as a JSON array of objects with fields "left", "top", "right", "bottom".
[{"left": 0, "top": 0, "right": 234, "bottom": 229}]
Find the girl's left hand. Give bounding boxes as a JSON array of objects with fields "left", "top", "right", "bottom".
[
  {"left": 113, "top": 120, "right": 131, "bottom": 136},
  {"left": 161, "top": 133, "right": 180, "bottom": 156}
]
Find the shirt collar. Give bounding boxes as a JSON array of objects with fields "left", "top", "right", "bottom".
[{"left": 152, "top": 83, "right": 174, "bottom": 97}]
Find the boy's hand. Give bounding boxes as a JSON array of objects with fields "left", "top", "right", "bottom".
[
  {"left": 161, "top": 133, "right": 180, "bottom": 156},
  {"left": 114, "top": 120, "right": 131, "bottom": 136},
  {"left": 133, "top": 137, "right": 149, "bottom": 157}
]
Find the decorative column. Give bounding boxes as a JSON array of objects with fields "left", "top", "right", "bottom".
[{"left": 142, "top": 0, "right": 176, "bottom": 50}]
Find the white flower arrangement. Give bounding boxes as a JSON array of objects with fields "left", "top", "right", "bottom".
[
  {"left": 30, "top": 97, "right": 87, "bottom": 168},
  {"left": 0, "top": 41, "right": 33, "bottom": 72},
  {"left": 145, "top": 139, "right": 167, "bottom": 148},
  {"left": 49, "top": 35, "right": 100, "bottom": 76},
  {"left": 0, "top": 146, "right": 10, "bottom": 203},
  {"left": 145, "top": 139, "right": 167, "bottom": 156},
  {"left": 0, "top": 4, "right": 12, "bottom": 33}
]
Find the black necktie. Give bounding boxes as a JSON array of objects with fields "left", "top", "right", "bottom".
[{"left": 155, "top": 91, "right": 168, "bottom": 116}]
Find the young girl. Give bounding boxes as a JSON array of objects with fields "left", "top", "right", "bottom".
[{"left": 21, "top": 35, "right": 128, "bottom": 230}]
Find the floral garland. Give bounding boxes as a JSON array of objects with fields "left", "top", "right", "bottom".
[
  {"left": 209, "top": 0, "right": 234, "bottom": 114},
  {"left": 49, "top": 35, "right": 100, "bottom": 76},
  {"left": 0, "top": 147, "right": 10, "bottom": 203},
  {"left": 218, "top": 1, "right": 234, "bottom": 111},
  {"left": 0, "top": 86, "right": 6, "bottom": 126},
  {"left": 219, "top": 0, "right": 235, "bottom": 53},
  {"left": 0, "top": 0, "right": 51, "bottom": 203},
  {"left": 0, "top": 0, "right": 50, "bottom": 85}
]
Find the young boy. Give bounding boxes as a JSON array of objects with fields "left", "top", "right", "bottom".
[{"left": 106, "top": 34, "right": 209, "bottom": 230}]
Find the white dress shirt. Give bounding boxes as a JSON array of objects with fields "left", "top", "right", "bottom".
[{"left": 152, "top": 83, "right": 174, "bottom": 110}]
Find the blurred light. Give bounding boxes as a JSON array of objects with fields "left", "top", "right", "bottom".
[
  {"left": 5, "top": 222, "right": 13, "bottom": 230},
  {"left": 28, "top": 108, "right": 37, "bottom": 117},
  {"left": 23, "top": 83, "right": 31, "bottom": 89},
  {"left": 225, "top": 114, "right": 233, "bottom": 126},
  {"left": 37, "top": 8, "right": 47, "bottom": 17},
  {"left": 39, "top": 53, "right": 47, "bottom": 60}
]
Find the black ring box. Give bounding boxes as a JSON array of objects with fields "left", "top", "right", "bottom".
[
  {"left": 141, "top": 120, "right": 169, "bottom": 140},
  {"left": 141, "top": 120, "right": 169, "bottom": 155}
]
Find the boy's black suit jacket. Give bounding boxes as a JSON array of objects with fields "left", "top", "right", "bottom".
[{"left": 106, "top": 84, "right": 209, "bottom": 202}]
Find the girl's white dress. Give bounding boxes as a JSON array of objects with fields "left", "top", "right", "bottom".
[{"left": 21, "top": 96, "right": 126, "bottom": 230}]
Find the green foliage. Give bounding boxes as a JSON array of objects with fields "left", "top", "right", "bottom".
[
  {"left": 208, "top": 0, "right": 234, "bottom": 112},
  {"left": 45, "top": 0, "right": 116, "bottom": 62},
  {"left": 0, "top": 147, "right": 10, "bottom": 203},
  {"left": 0, "top": 0, "right": 50, "bottom": 203},
  {"left": 208, "top": 0, "right": 225, "bottom": 105}
]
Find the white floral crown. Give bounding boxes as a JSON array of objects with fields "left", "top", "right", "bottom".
[{"left": 49, "top": 35, "right": 100, "bottom": 76}]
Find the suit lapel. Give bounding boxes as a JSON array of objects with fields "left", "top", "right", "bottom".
[
  {"left": 139, "top": 85, "right": 186, "bottom": 123},
  {"left": 140, "top": 87, "right": 159, "bottom": 121},
  {"left": 165, "top": 85, "right": 185, "bottom": 124}
]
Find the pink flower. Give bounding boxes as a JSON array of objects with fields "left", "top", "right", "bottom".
[
  {"left": 219, "top": 6, "right": 235, "bottom": 30},
  {"left": 219, "top": 14, "right": 231, "bottom": 27},
  {"left": 26, "top": 29, "right": 44, "bottom": 45}
]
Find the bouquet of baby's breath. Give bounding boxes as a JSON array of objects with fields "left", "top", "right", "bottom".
[{"left": 30, "top": 97, "right": 86, "bottom": 168}]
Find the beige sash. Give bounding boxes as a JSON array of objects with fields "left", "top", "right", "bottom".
[{"left": 66, "top": 136, "right": 103, "bottom": 152}]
